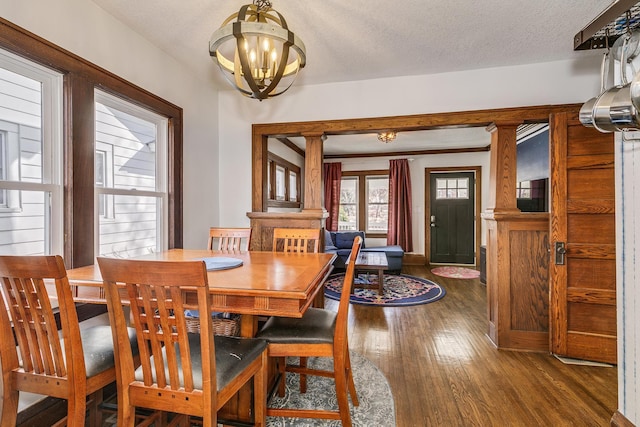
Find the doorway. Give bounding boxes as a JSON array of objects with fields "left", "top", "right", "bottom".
[{"left": 426, "top": 168, "right": 480, "bottom": 265}]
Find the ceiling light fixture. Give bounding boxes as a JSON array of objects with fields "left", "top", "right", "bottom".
[
  {"left": 209, "top": 0, "right": 306, "bottom": 101},
  {"left": 377, "top": 132, "right": 397, "bottom": 143}
]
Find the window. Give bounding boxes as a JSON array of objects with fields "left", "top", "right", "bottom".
[
  {"left": 267, "top": 152, "right": 301, "bottom": 207},
  {"left": 338, "top": 171, "right": 389, "bottom": 235},
  {"left": 436, "top": 177, "right": 469, "bottom": 199},
  {"left": 0, "top": 24, "right": 182, "bottom": 265},
  {"left": 517, "top": 180, "right": 532, "bottom": 199},
  {"left": 0, "top": 132, "right": 6, "bottom": 207},
  {"left": 0, "top": 48, "right": 63, "bottom": 256},
  {"left": 339, "top": 177, "right": 357, "bottom": 231},
  {"left": 95, "top": 90, "right": 168, "bottom": 258}
]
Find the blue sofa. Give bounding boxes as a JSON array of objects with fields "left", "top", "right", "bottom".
[{"left": 324, "top": 230, "right": 404, "bottom": 272}]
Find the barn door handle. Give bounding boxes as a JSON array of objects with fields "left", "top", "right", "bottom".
[{"left": 555, "top": 242, "right": 566, "bottom": 265}]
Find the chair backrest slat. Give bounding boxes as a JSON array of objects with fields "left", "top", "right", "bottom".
[
  {"left": 272, "top": 228, "right": 321, "bottom": 253},
  {"left": 99, "top": 257, "right": 215, "bottom": 395},
  {"left": 208, "top": 227, "right": 252, "bottom": 251},
  {"left": 0, "top": 256, "right": 80, "bottom": 381}
]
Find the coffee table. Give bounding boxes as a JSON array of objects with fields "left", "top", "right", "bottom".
[{"left": 354, "top": 251, "right": 388, "bottom": 295}]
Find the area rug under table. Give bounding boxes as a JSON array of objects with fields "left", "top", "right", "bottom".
[
  {"left": 430, "top": 266, "right": 480, "bottom": 279},
  {"left": 267, "top": 351, "right": 395, "bottom": 426},
  {"left": 324, "top": 273, "right": 445, "bottom": 307}
]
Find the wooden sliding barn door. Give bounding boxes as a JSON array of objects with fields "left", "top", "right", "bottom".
[{"left": 549, "top": 112, "right": 616, "bottom": 364}]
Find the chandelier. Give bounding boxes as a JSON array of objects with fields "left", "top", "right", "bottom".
[
  {"left": 209, "top": 0, "right": 306, "bottom": 101},
  {"left": 377, "top": 132, "right": 397, "bottom": 143}
]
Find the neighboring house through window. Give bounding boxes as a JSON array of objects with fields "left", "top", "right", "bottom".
[
  {"left": 0, "top": 131, "right": 6, "bottom": 207},
  {"left": 94, "top": 89, "right": 168, "bottom": 259},
  {"left": 0, "top": 48, "right": 63, "bottom": 256}
]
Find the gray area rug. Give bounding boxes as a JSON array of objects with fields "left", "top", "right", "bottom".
[{"left": 267, "top": 351, "right": 396, "bottom": 426}]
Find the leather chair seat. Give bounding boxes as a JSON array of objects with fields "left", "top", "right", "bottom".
[
  {"left": 80, "top": 325, "right": 138, "bottom": 377},
  {"left": 135, "top": 334, "right": 267, "bottom": 391},
  {"left": 256, "top": 308, "right": 336, "bottom": 344}
]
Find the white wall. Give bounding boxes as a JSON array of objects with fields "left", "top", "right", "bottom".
[
  {"left": 2, "top": 0, "right": 221, "bottom": 250},
  {"left": 218, "top": 56, "right": 601, "bottom": 246}
]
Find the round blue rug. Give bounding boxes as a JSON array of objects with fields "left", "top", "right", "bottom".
[{"left": 324, "top": 273, "right": 446, "bottom": 307}]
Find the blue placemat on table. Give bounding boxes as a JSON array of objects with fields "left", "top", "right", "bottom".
[{"left": 196, "top": 257, "right": 243, "bottom": 271}]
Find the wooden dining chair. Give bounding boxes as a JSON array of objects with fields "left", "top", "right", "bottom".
[
  {"left": 256, "top": 236, "right": 362, "bottom": 427},
  {"left": 0, "top": 255, "right": 137, "bottom": 427},
  {"left": 208, "top": 227, "right": 252, "bottom": 251},
  {"left": 97, "top": 257, "right": 268, "bottom": 427},
  {"left": 272, "top": 227, "right": 320, "bottom": 253}
]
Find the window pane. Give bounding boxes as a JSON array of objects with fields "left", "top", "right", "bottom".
[
  {"left": 0, "top": 190, "right": 51, "bottom": 255},
  {"left": 339, "top": 177, "right": 358, "bottom": 231},
  {"left": 275, "top": 165, "right": 285, "bottom": 200},
  {"left": 367, "top": 203, "right": 388, "bottom": 232},
  {"left": 289, "top": 171, "right": 297, "bottom": 201},
  {"left": 367, "top": 177, "right": 388, "bottom": 203},
  {"left": 0, "top": 133, "right": 5, "bottom": 206},
  {"left": 95, "top": 90, "right": 167, "bottom": 256},
  {"left": 98, "top": 194, "right": 159, "bottom": 258},
  {"left": 340, "top": 177, "right": 357, "bottom": 203},
  {"left": 339, "top": 205, "right": 357, "bottom": 231},
  {"left": 436, "top": 176, "right": 470, "bottom": 200},
  {"left": 0, "top": 49, "right": 63, "bottom": 255},
  {"left": 366, "top": 176, "right": 388, "bottom": 233},
  {"left": 96, "top": 101, "right": 157, "bottom": 191}
]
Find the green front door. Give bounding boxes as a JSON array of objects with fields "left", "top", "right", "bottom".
[{"left": 429, "top": 172, "right": 475, "bottom": 264}]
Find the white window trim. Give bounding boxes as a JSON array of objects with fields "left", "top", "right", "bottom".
[
  {"left": 94, "top": 89, "right": 169, "bottom": 255},
  {"left": 0, "top": 48, "right": 63, "bottom": 255}
]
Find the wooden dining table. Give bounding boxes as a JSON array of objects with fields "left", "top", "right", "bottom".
[
  {"left": 66, "top": 248, "right": 336, "bottom": 337},
  {"left": 65, "top": 248, "right": 336, "bottom": 424}
]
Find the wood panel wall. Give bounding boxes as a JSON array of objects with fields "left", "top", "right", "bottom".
[
  {"left": 486, "top": 214, "right": 550, "bottom": 351},
  {"left": 247, "top": 211, "right": 327, "bottom": 251}
]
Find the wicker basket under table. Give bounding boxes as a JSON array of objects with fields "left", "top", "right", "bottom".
[{"left": 185, "top": 313, "right": 240, "bottom": 336}]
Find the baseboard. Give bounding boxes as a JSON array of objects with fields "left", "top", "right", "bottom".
[
  {"left": 611, "top": 410, "right": 635, "bottom": 427},
  {"left": 403, "top": 253, "right": 426, "bottom": 265}
]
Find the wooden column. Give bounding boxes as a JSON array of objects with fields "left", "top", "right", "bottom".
[
  {"left": 302, "top": 132, "right": 326, "bottom": 213},
  {"left": 486, "top": 123, "right": 521, "bottom": 215},
  {"left": 251, "top": 128, "right": 269, "bottom": 212},
  {"left": 482, "top": 122, "right": 550, "bottom": 352}
]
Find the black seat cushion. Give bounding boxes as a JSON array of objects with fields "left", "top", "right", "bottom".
[
  {"left": 256, "top": 308, "right": 336, "bottom": 344},
  {"left": 135, "top": 334, "right": 267, "bottom": 391},
  {"left": 80, "top": 325, "right": 138, "bottom": 378}
]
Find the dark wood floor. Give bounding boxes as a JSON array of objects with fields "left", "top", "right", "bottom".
[{"left": 325, "top": 264, "right": 618, "bottom": 427}]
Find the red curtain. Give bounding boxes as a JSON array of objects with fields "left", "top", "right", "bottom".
[
  {"left": 387, "top": 159, "right": 413, "bottom": 251},
  {"left": 323, "top": 162, "right": 342, "bottom": 231}
]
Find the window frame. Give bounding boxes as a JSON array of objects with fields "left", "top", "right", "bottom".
[
  {"left": 340, "top": 169, "right": 389, "bottom": 238},
  {"left": 267, "top": 152, "right": 301, "bottom": 208},
  {"left": 0, "top": 47, "right": 63, "bottom": 254},
  {"left": 94, "top": 89, "right": 169, "bottom": 256},
  {"left": 0, "top": 18, "right": 183, "bottom": 267}
]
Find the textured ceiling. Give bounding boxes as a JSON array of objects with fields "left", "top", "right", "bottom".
[{"left": 90, "top": 0, "right": 612, "bottom": 155}]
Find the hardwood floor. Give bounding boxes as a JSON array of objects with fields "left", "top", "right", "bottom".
[{"left": 325, "top": 265, "right": 618, "bottom": 427}]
